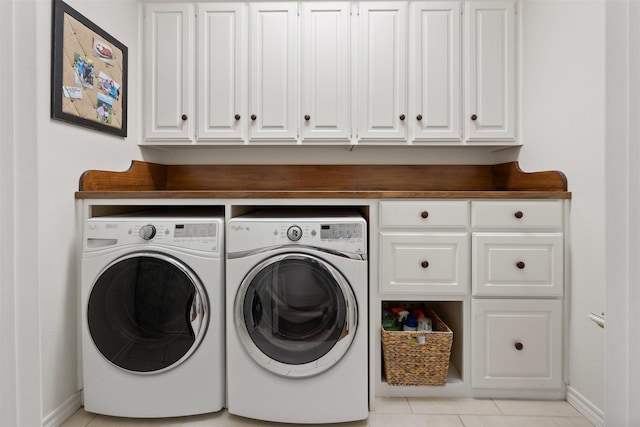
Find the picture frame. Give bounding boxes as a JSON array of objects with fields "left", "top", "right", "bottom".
[{"left": 51, "top": 0, "right": 128, "bottom": 137}]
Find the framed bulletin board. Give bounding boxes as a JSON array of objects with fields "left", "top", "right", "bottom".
[{"left": 51, "top": 0, "right": 128, "bottom": 137}]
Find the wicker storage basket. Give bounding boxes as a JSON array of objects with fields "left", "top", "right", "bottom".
[{"left": 381, "top": 307, "right": 453, "bottom": 386}]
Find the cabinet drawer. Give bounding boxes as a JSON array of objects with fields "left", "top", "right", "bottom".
[
  {"left": 380, "top": 201, "right": 469, "bottom": 228},
  {"left": 380, "top": 232, "right": 469, "bottom": 294},
  {"left": 473, "top": 233, "right": 563, "bottom": 296},
  {"left": 471, "top": 200, "right": 563, "bottom": 229},
  {"left": 471, "top": 299, "right": 563, "bottom": 389}
]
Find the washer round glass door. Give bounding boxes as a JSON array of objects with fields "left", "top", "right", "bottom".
[
  {"left": 87, "top": 252, "right": 208, "bottom": 374},
  {"left": 235, "top": 253, "right": 358, "bottom": 378}
]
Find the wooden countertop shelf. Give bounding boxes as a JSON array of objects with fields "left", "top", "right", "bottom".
[{"left": 75, "top": 161, "right": 571, "bottom": 200}]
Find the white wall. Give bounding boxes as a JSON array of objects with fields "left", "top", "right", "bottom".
[
  {"left": 1, "top": 0, "right": 19, "bottom": 424},
  {"left": 34, "top": 0, "right": 169, "bottom": 420},
  {"left": 605, "top": 0, "right": 640, "bottom": 424},
  {"left": 518, "top": 0, "right": 605, "bottom": 420}
]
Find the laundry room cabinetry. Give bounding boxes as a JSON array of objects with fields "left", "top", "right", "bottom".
[
  {"left": 142, "top": 0, "right": 517, "bottom": 146},
  {"left": 377, "top": 200, "right": 470, "bottom": 394},
  {"left": 143, "top": 2, "right": 246, "bottom": 143},
  {"left": 409, "top": 1, "right": 461, "bottom": 142},
  {"left": 358, "top": 2, "right": 408, "bottom": 142},
  {"left": 358, "top": 0, "right": 516, "bottom": 145},
  {"left": 378, "top": 201, "right": 470, "bottom": 294},
  {"left": 465, "top": 1, "right": 516, "bottom": 142},
  {"left": 249, "top": 2, "right": 352, "bottom": 142},
  {"left": 375, "top": 198, "right": 566, "bottom": 398},
  {"left": 143, "top": 3, "right": 194, "bottom": 141},
  {"left": 471, "top": 200, "right": 565, "bottom": 390},
  {"left": 248, "top": 2, "right": 298, "bottom": 142},
  {"left": 142, "top": 1, "right": 351, "bottom": 145}
]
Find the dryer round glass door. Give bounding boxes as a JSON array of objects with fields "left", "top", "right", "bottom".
[
  {"left": 87, "top": 252, "right": 209, "bottom": 374},
  {"left": 235, "top": 253, "right": 358, "bottom": 378}
]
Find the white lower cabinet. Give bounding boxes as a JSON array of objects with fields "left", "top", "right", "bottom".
[
  {"left": 471, "top": 299, "right": 563, "bottom": 389},
  {"left": 473, "top": 232, "right": 564, "bottom": 297},
  {"left": 377, "top": 199, "right": 566, "bottom": 398},
  {"left": 380, "top": 232, "right": 469, "bottom": 294}
]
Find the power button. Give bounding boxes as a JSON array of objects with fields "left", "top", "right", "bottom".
[{"left": 286, "top": 225, "right": 303, "bottom": 241}]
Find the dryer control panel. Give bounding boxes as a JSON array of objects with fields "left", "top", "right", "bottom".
[
  {"left": 85, "top": 217, "right": 223, "bottom": 254},
  {"left": 228, "top": 215, "right": 367, "bottom": 258}
]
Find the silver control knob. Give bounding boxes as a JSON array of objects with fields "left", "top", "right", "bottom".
[
  {"left": 286, "top": 225, "right": 303, "bottom": 241},
  {"left": 139, "top": 224, "right": 156, "bottom": 240}
]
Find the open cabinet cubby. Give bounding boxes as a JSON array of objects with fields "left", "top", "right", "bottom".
[{"left": 376, "top": 300, "right": 468, "bottom": 397}]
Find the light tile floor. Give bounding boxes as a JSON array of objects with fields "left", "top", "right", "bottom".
[{"left": 61, "top": 398, "right": 595, "bottom": 427}]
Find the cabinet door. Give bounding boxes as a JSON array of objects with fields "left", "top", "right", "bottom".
[
  {"left": 301, "top": 3, "right": 351, "bottom": 142},
  {"left": 465, "top": 1, "right": 515, "bottom": 142},
  {"left": 358, "top": 2, "right": 407, "bottom": 141},
  {"left": 410, "top": 2, "right": 461, "bottom": 141},
  {"left": 249, "top": 3, "right": 298, "bottom": 142},
  {"left": 472, "top": 299, "right": 563, "bottom": 389},
  {"left": 197, "top": 3, "right": 246, "bottom": 142},
  {"left": 144, "top": 3, "right": 194, "bottom": 141},
  {"left": 380, "top": 232, "right": 469, "bottom": 294},
  {"left": 473, "top": 233, "right": 564, "bottom": 297}
]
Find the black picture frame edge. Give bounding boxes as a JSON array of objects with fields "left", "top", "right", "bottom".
[{"left": 51, "top": 0, "right": 128, "bottom": 138}]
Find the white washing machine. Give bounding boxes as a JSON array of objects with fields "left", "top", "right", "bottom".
[
  {"left": 80, "top": 212, "right": 225, "bottom": 417},
  {"left": 226, "top": 209, "right": 368, "bottom": 424}
]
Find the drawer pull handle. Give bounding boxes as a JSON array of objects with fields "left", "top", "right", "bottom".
[
  {"left": 516, "top": 261, "right": 526, "bottom": 269},
  {"left": 514, "top": 211, "right": 524, "bottom": 219},
  {"left": 421, "top": 260, "right": 430, "bottom": 269},
  {"left": 514, "top": 342, "right": 524, "bottom": 351},
  {"left": 420, "top": 211, "right": 429, "bottom": 219}
]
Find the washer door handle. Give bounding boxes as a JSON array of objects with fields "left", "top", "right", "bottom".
[{"left": 188, "top": 293, "right": 204, "bottom": 337}]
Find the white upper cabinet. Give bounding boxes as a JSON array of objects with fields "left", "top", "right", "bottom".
[
  {"left": 358, "top": 2, "right": 408, "bottom": 142},
  {"left": 410, "top": 1, "right": 461, "bottom": 142},
  {"left": 197, "top": 3, "right": 246, "bottom": 143},
  {"left": 465, "top": 1, "right": 516, "bottom": 142},
  {"left": 142, "top": 0, "right": 517, "bottom": 146},
  {"left": 300, "top": 3, "right": 351, "bottom": 142},
  {"left": 144, "top": 3, "right": 194, "bottom": 141},
  {"left": 248, "top": 3, "right": 298, "bottom": 142}
]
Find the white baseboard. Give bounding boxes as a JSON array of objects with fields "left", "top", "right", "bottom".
[
  {"left": 566, "top": 385, "right": 604, "bottom": 427},
  {"left": 42, "top": 391, "right": 82, "bottom": 427}
]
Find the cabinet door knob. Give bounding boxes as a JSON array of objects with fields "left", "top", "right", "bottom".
[
  {"left": 234, "top": 114, "right": 241, "bottom": 120},
  {"left": 516, "top": 261, "right": 526, "bottom": 269},
  {"left": 181, "top": 114, "right": 188, "bottom": 121},
  {"left": 514, "top": 342, "right": 524, "bottom": 351},
  {"left": 304, "top": 114, "right": 311, "bottom": 121},
  {"left": 514, "top": 211, "right": 524, "bottom": 219},
  {"left": 251, "top": 114, "right": 257, "bottom": 121},
  {"left": 399, "top": 114, "right": 406, "bottom": 121},
  {"left": 416, "top": 114, "right": 423, "bottom": 121},
  {"left": 471, "top": 114, "right": 478, "bottom": 121},
  {"left": 421, "top": 260, "right": 430, "bottom": 269},
  {"left": 420, "top": 211, "right": 429, "bottom": 219}
]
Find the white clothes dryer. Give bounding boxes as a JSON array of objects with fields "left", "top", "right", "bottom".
[
  {"left": 80, "top": 212, "right": 225, "bottom": 418},
  {"left": 226, "top": 210, "right": 368, "bottom": 424}
]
